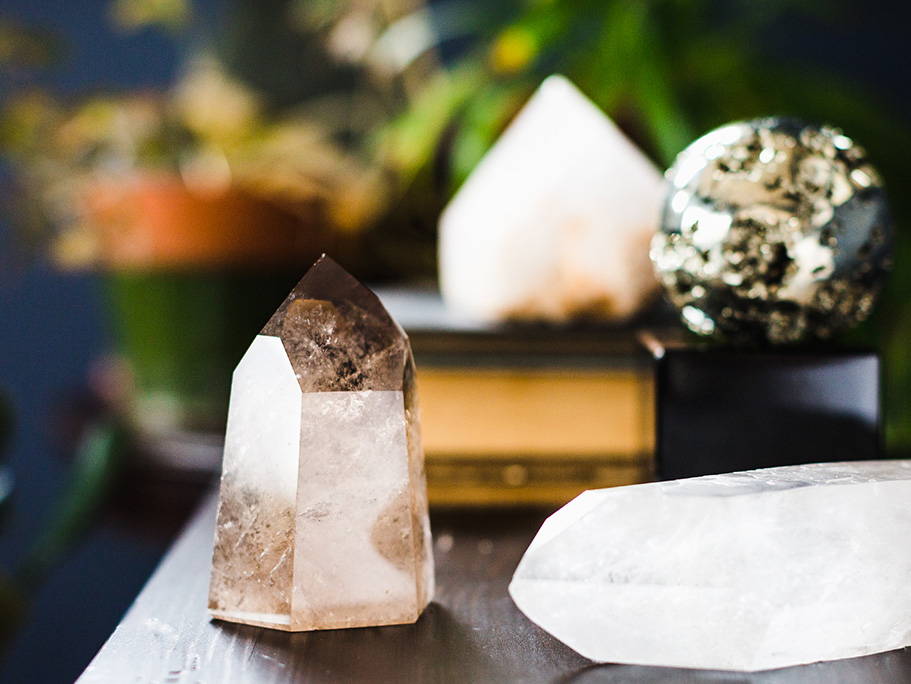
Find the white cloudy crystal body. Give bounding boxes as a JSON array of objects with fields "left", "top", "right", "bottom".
[
  {"left": 209, "top": 257, "right": 434, "bottom": 631},
  {"left": 439, "top": 74, "right": 664, "bottom": 323},
  {"left": 509, "top": 461, "right": 911, "bottom": 671}
]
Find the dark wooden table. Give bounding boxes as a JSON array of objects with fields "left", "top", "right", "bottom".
[{"left": 78, "top": 495, "right": 911, "bottom": 683}]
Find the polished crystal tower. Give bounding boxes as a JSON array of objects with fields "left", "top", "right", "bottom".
[
  {"left": 209, "top": 256, "right": 434, "bottom": 631},
  {"left": 510, "top": 460, "right": 911, "bottom": 671}
]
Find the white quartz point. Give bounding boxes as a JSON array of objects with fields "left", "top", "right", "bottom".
[
  {"left": 438, "top": 74, "right": 664, "bottom": 323},
  {"left": 509, "top": 460, "right": 911, "bottom": 671}
]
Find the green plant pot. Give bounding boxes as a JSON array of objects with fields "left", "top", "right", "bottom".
[{"left": 106, "top": 269, "right": 300, "bottom": 436}]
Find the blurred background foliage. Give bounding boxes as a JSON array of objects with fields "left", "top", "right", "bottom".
[{"left": 0, "top": 0, "right": 909, "bottom": 434}]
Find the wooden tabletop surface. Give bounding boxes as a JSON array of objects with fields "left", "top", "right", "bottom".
[{"left": 78, "top": 494, "right": 911, "bottom": 683}]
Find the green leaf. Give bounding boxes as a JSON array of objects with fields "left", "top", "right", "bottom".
[
  {"left": 16, "top": 421, "right": 125, "bottom": 591},
  {"left": 377, "top": 63, "right": 484, "bottom": 183},
  {"left": 449, "top": 80, "right": 530, "bottom": 190}
]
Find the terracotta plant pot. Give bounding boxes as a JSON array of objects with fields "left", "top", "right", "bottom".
[
  {"left": 84, "top": 175, "right": 329, "bottom": 438},
  {"left": 85, "top": 175, "right": 328, "bottom": 269}
]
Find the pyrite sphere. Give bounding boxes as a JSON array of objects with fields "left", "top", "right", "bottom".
[{"left": 651, "top": 118, "right": 891, "bottom": 344}]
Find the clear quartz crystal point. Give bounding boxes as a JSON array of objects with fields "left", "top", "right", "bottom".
[
  {"left": 208, "top": 256, "right": 434, "bottom": 631},
  {"left": 439, "top": 75, "right": 665, "bottom": 323},
  {"left": 509, "top": 460, "right": 911, "bottom": 671}
]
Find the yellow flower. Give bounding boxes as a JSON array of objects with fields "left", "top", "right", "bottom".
[{"left": 490, "top": 27, "right": 537, "bottom": 75}]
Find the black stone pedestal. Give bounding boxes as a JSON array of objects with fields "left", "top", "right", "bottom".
[{"left": 641, "top": 333, "right": 882, "bottom": 480}]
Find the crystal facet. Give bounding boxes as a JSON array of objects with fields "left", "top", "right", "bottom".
[
  {"left": 209, "top": 256, "right": 434, "bottom": 631},
  {"left": 510, "top": 461, "right": 911, "bottom": 671},
  {"left": 439, "top": 75, "right": 664, "bottom": 323}
]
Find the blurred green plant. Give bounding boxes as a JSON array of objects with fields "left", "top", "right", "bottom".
[
  {"left": 0, "top": 389, "right": 139, "bottom": 650},
  {"left": 16, "top": 421, "right": 125, "bottom": 593},
  {"left": 380, "top": 1, "right": 908, "bottom": 188},
  {"left": 0, "top": 415, "right": 126, "bottom": 650}
]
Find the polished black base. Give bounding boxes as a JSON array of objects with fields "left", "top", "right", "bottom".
[{"left": 643, "top": 334, "right": 881, "bottom": 480}]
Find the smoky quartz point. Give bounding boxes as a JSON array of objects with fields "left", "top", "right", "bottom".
[{"left": 208, "top": 256, "right": 433, "bottom": 631}]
